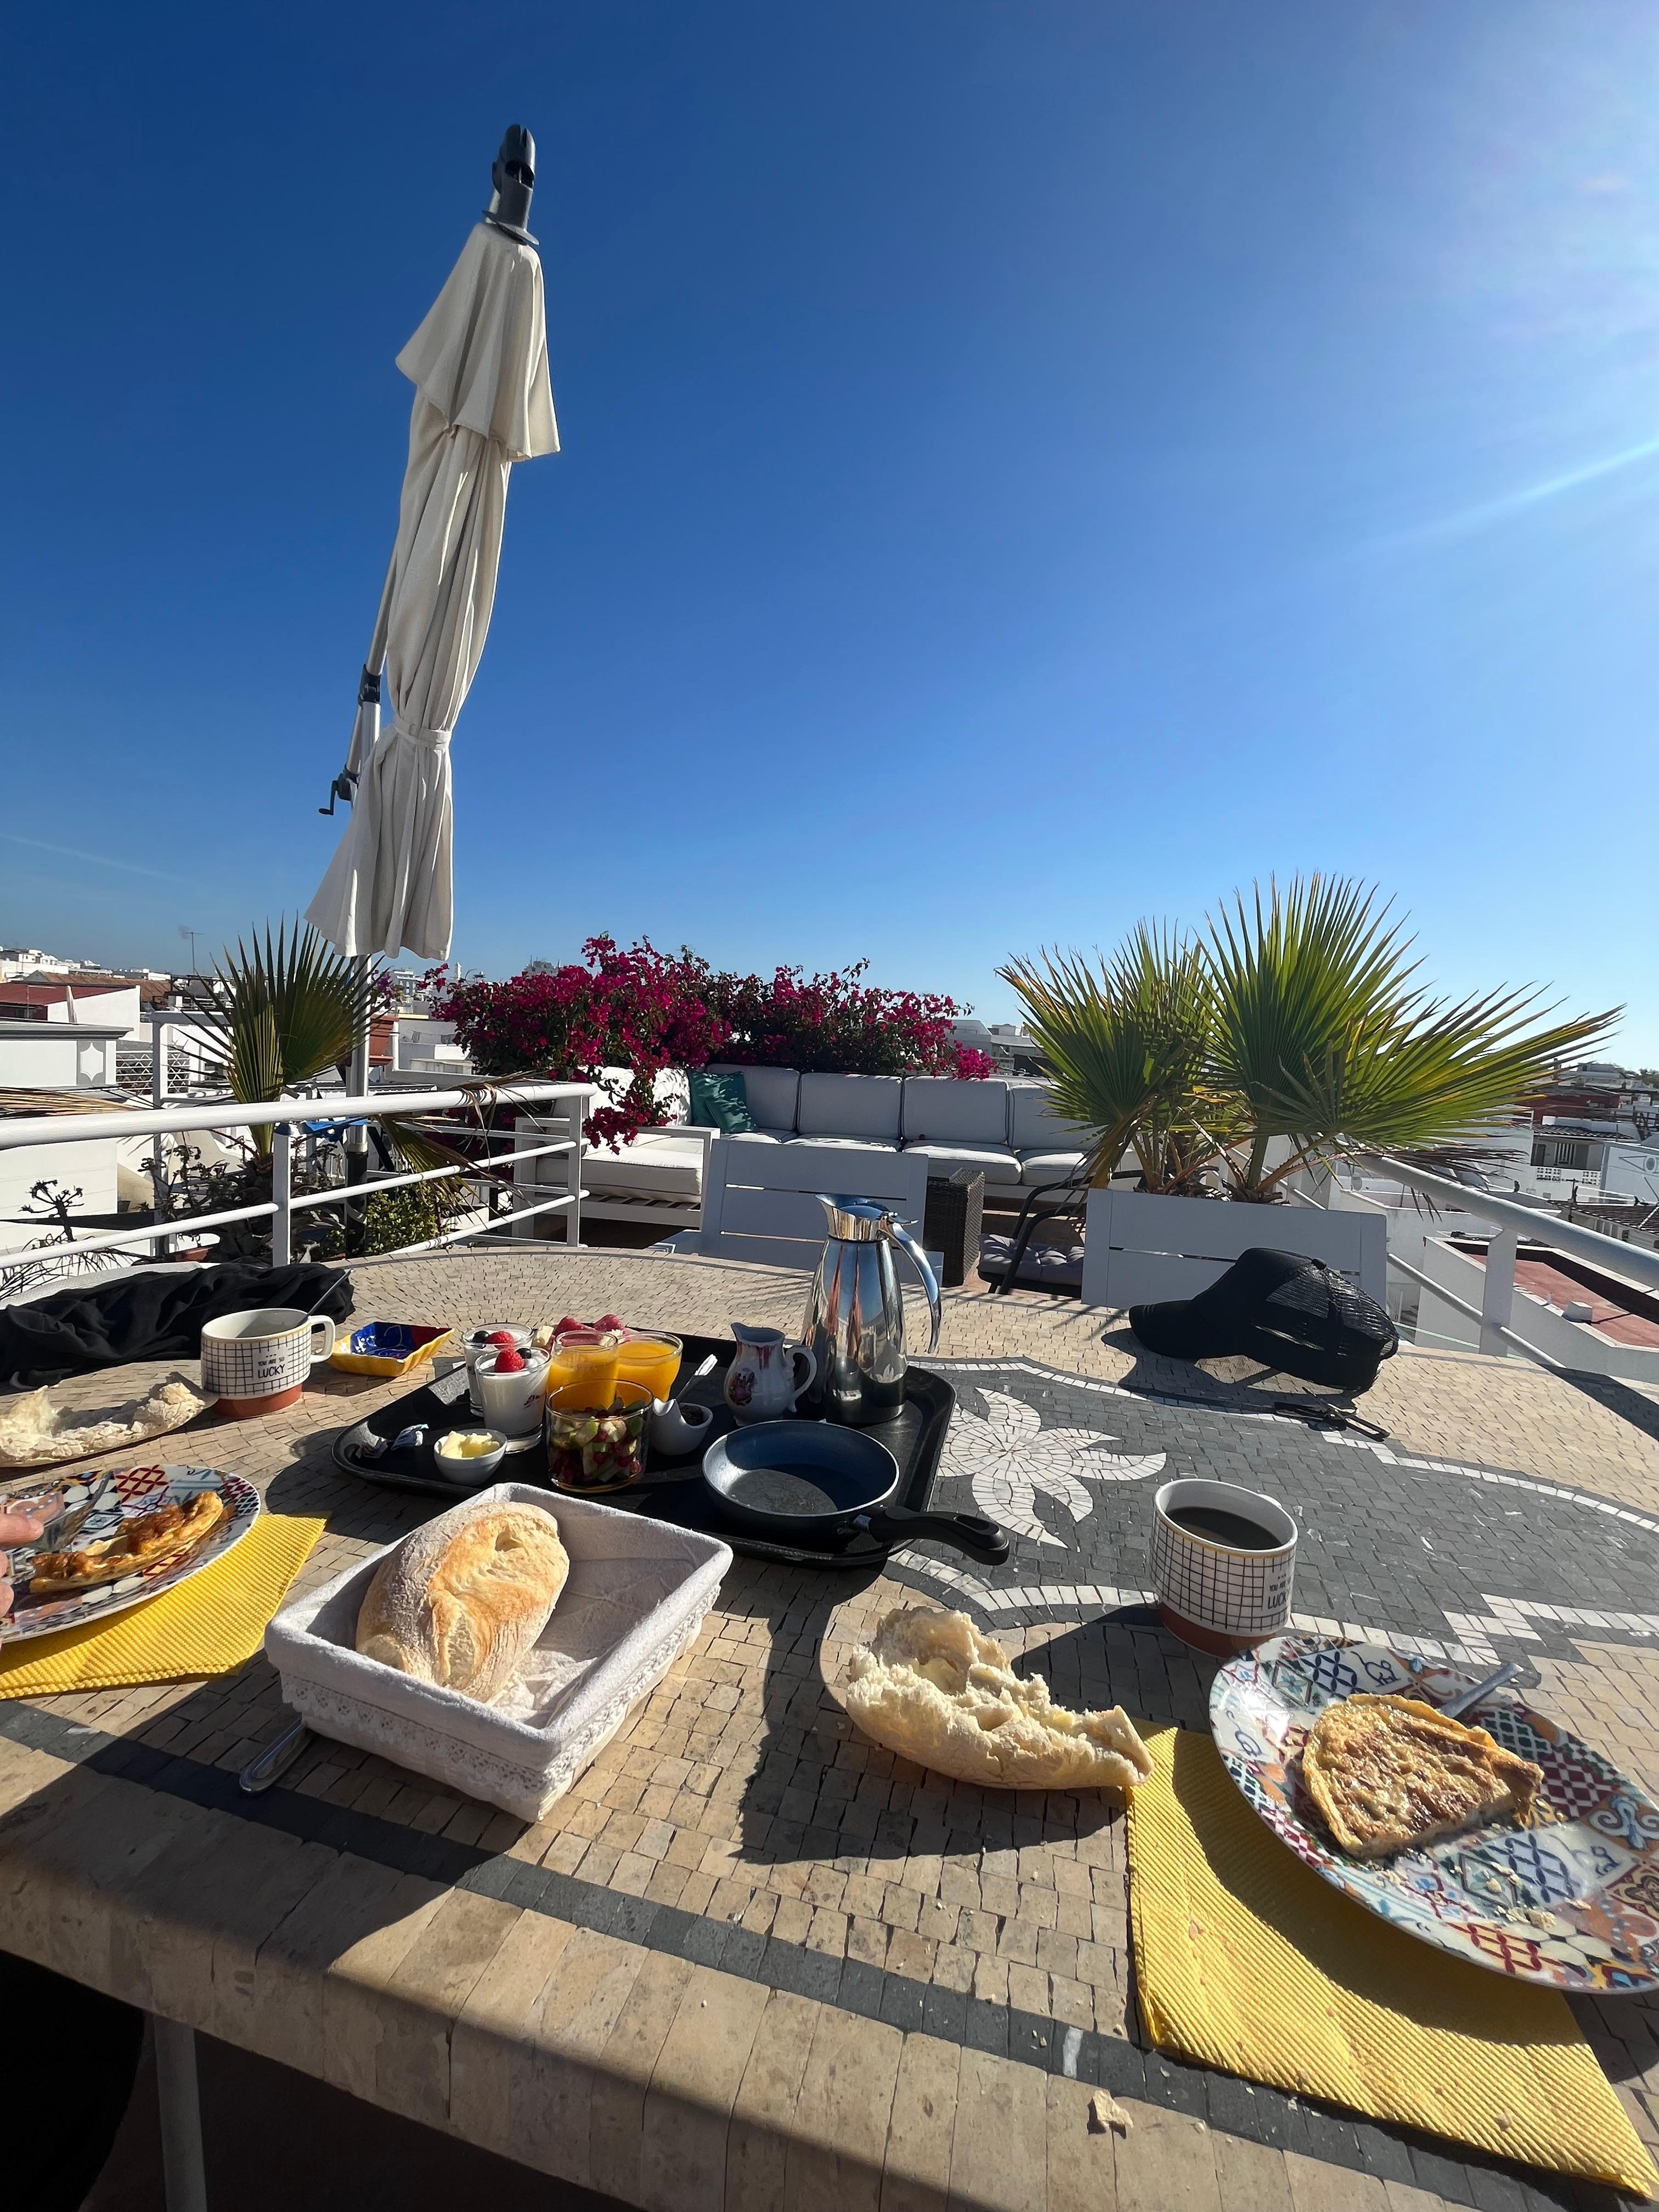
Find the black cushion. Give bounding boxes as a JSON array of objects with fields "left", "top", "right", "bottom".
[
  {"left": 0, "top": 1261, "right": 355, "bottom": 1388},
  {"left": 1129, "top": 1245, "right": 1397, "bottom": 1394}
]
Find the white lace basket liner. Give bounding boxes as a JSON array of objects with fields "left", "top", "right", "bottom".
[{"left": 264, "top": 1482, "right": 733, "bottom": 1821}]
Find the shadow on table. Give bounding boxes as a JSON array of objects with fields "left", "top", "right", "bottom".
[
  {"left": 1015, "top": 1602, "right": 1221, "bottom": 1735},
  {"left": 1551, "top": 1367, "right": 1659, "bottom": 1452},
  {"left": 1101, "top": 1319, "right": 1356, "bottom": 1418},
  {"left": 723, "top": 1577, "right": 1212, "bottom": 1875},
  {"left": 0, "top": 1673, "right": 437, "bottom": 2023}
]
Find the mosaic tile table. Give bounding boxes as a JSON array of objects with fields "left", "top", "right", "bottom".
[{"left": 3, "top": 1248, "right": 1658, "bottom": 2212}]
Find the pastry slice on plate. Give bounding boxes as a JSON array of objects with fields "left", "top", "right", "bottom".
[
  {"left": 1302, "top": 1691, "right": 1542, "bottom": 1859},
  {"left": 27, "top": 1489, "right": 227, "bottom": 1594}
]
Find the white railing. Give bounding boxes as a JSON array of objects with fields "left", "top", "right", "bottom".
[
  {"left": 1333, "top": 1154, "right": 1659, "bottom": 1373},
  {"left": 0, "top": 1082, "right": 590, "bottom": 1277}
]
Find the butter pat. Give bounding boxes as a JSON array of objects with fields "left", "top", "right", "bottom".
[{"left": 436, "top": 1430, "right": 502, "bottom": 1460}]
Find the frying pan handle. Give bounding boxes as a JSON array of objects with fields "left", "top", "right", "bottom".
[{"left": 866, "top": 1506, "right": 1009, "bottom": 1565}]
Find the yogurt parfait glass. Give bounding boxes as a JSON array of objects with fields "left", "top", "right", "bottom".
[
  {"left": 471, "top": 1346, "right": 550, "bottom": 1438},
  {"left": 466, "top": 1324, "right": 535, "bottom": 1412}
]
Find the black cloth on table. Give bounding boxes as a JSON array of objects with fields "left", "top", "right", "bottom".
[
  {"left": 1128, "top": 1245, "right": 1398, "bottom": 1395},
  {"left": 0, "top": 1262, "right": 354, "bottom": 1388}
]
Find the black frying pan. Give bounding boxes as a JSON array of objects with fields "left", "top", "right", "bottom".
[{"left": 702, "top": 1421, "right": 1009, "bottom": 1564}]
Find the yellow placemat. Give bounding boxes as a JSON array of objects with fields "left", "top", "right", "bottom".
[
  {"left": 1126, "top": 1724, "right": 1658, "bottom": 2198},
  {"left": 0, "top": 1511, "right": 324, "bottom": 1698}
]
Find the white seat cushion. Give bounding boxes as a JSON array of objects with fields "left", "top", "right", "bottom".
[
  {"left": 783, "top": 1133, "right": 899, "bottom": 1153},
  {"left": 902, "top": 1142, "right": 1023, "bottom": 1188},
  {"left": 900, "top": 1076, "right": 1011, "bottom": 1147},
  {"left": 796, "top": 1073, "right": 904, "bottom": 1142},
  {"left": 582, "top": 1132, "right": 706, "bottom": 1200},
  {"left": 1018, "top": 1149, "right": 1088, "bottom": 1187},
  {"left": 726, "top": 1126, "right": 794, "bottom": 1144},
  {"left": 1008, "top": 1082, "right": 1093, "bottom": 1152},
  {"left": 703, "top": 1065, "right": 799, "bottom": 1132}
]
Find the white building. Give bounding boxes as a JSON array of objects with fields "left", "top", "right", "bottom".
[
  {"left": 0, "top": 948, "right": 80, "bottom": 979},
  {"left": 1603, "top": 1144, "right": 1659, "bottom": 1207},
  {"left": 0, "top": 1012, "right": 133, "bottom": 1255},
  {"left": 0, "top": 1014, "right": 127, "bottom": 1093},
  {"left": 380, "top": 1016, "right": 471, "bottom": 1086}
]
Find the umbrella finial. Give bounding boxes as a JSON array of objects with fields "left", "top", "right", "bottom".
[{"left": 484, "top": 125, "right": 537, "bottom": 245}]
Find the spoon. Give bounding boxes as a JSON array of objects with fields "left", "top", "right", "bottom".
[{"left": 1441, "top": 1657, "right": 1524, "bottom": 1720}]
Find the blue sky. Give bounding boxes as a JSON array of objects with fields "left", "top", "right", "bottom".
[{"left": 3, "top": 3, "right": 1656, "bottom": 1057}]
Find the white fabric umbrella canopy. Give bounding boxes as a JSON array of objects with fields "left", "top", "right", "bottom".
[{"left": 308, "top": 221, "right": 558, "bottom": 961}]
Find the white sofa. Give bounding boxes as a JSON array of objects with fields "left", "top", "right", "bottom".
[{"left": 526, "top": 1070, "right": 1094, "bottom": 1231}]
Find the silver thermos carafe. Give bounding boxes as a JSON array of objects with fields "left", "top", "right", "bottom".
[{"left": 800, "top": 1193, "right": 941, "bottom": 1425}]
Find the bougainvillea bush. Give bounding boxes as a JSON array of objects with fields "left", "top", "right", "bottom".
[
  {"left": 428, "top": 938, "right": 991, "bottom": 1147},
  {"left": 706, "top": 962, "right": 987, "bottom": 1077}
]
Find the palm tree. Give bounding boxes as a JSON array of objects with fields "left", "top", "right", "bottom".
[
  {"left": 198, "top": 923, "right": 382, "bottom": 1154},
  {"left": 1004, "top": 878, "right": 1619, "bottom": 1202},
  {"left": 1205, "top": 877, "right": 1620, "bottom": 1198},
  {"left": 1001, "top": 926, "right": 1224, "bottom": 1190}
]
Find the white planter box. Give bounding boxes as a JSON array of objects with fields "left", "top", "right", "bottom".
[
  {"left": 266, "top": 1483, "right": 731, "bottom": 1820},
  {"left": 1079, "top": 1187, "right": 1385, "bottom": 1311}
]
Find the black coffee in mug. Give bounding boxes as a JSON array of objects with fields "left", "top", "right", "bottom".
[{"left": 1166, "top": 1504, "right": 1279, "bottom": 1551}]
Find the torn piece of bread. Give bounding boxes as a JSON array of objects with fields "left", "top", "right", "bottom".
[
  {"left": 840, "top": 1605, "right": 1153, "bottom": 1792},
  {"left": 0, "top": 1380, "right": 205, "bottom": 1469},
  {"left": 1302, "top": 1692, "right": 1543, "bottom": 1859},
  {"left": 355, "top": 1499, "right": 571, "bottom": 1705}
]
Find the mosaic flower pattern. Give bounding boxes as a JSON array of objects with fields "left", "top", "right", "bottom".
[{"left": 941, "top": 1389, "right": 1165, "bottom": 1549}]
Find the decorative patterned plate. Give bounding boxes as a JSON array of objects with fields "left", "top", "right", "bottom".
[
  {"left": 1211, "top": 1634, "right": 1659, "bottom": 1993},
  {"left": 5, "top": 1463, "right": 260, "bottom": 1644}
]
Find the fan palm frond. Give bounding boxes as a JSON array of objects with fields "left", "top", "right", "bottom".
[
  {"left": 1205, "top": 876, "right": 1619, "bottom": 1196},
  {"left": 1001, "top": 927, "right": 1220, "bottom": 1188},
  {"left": 200, "top": 922, "right": 382, "bottom": 1154}
]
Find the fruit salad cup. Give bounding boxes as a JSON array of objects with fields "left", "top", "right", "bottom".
[{"left": 546, "top": 1380, "right": 653, "bottom": 1493}]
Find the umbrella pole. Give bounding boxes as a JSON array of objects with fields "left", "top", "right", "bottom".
[{"left": 345, "top": 953, "right": 371, "bottom": 1251}]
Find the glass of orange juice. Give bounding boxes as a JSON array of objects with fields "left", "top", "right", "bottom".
[
  {"left": 546, "top": 1327, "right": 622, "bottom": 1410},
  {"left": 614, "top": 1329, "right": 682, "bottom": 1404}
]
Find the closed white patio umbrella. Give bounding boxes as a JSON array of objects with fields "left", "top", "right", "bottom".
[{"left": 308, "top": 127, "right": 558, "bottom": 963}]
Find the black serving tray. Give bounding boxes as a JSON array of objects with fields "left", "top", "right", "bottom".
[{"left": 331, "top": 1333, "right": 964, "bottom": 1570}]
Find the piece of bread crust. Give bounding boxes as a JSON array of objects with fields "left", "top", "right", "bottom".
[
  {"left": 0, "top": 1380, "right": 205, "bottom": 1469},
  {"left": 840, "top": 1605, "right": 1153, "bottom": 1792},
  {"left": 1302, "top": 1692, "right": 1542, "bottom": 1859},
  {"left": 355, "top": 1499, "right": 569, "bottom": 1704}
]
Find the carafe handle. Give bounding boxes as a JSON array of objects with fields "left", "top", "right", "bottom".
[{"left": 884, "top": 1220, "right": 941, "bottom": 1351}]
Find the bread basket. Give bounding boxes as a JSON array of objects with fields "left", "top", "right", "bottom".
[{"left": 264, "top": 1481, "right": 731, "bottom": 1819}]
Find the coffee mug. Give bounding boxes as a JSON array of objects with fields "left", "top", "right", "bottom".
[{"left": 201, "top": 1306, "right": 337, "bottom": 1418}]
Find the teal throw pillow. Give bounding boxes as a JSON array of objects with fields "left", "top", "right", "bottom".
[{"left": 688, "top": 1070, "right": 755, "bottom": 1132}]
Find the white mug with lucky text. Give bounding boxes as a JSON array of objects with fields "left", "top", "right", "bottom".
[{"left": 201, "top": 1306, "right": 337, "bottom": 1418}]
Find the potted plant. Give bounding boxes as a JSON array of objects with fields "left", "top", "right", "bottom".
[
  {"left": 189, "top": 923, "right": 467, "bottom": 1256},
  {"left": 1002, "top": 878, "right": 1617, "bottom": 1310}
]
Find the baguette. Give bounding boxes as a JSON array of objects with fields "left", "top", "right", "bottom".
[
  {"left": 841, "top": 1605, "right": 1153, "bottom": 1792},
  {"left": 354, "top": 1499, "right": 569, "bottom": 1703}
]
